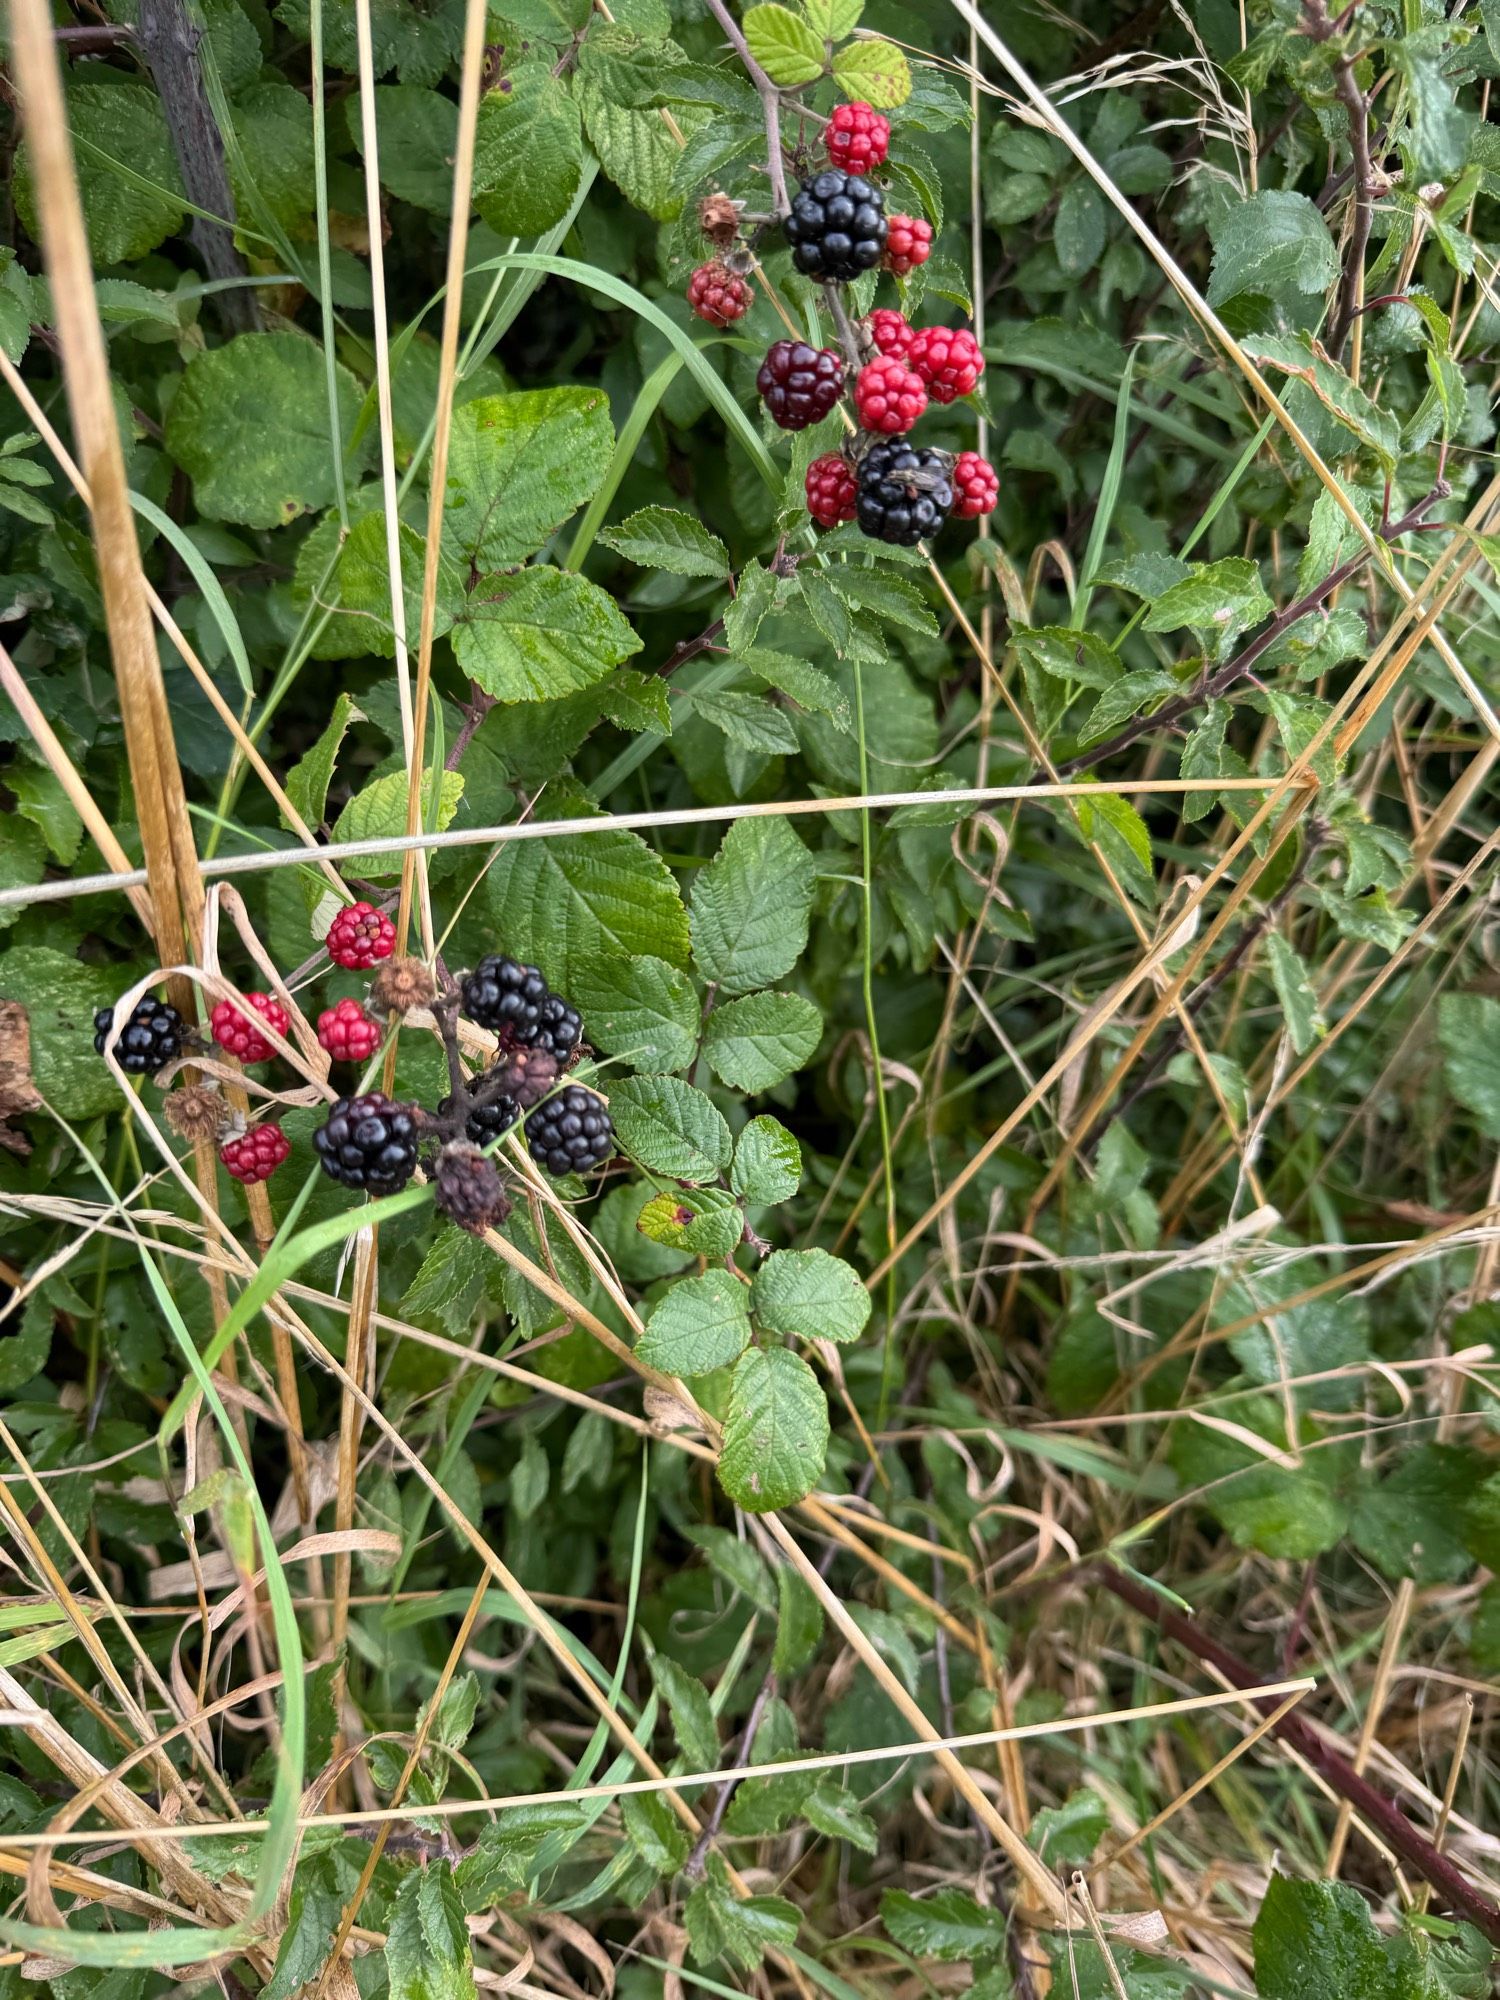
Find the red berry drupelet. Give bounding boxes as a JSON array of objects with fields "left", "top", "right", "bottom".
[
  {"left": 318, "top": 997, "right": 383, "bottom": 1064},
  {"left": 210, "top": 991, "right": 289, "bottom": 1065},
  {"left": 883, "top": 214, "right": 932, "bottom": 277},
  {"left": 854, "top": 355, "right": 927, "bottom": 434},
  {"left": 326, "top": 901, "right": 396, "bottom": 971},
  {"left": 953, "top": 451, "right": 999, "bottom": 519},
  {"left": 805, "top": 452, "right": 858, "bottom": 528},
  {"left": 907, "top": 324, "right": 984, "bottom": 403},
  {"left": 867, "top": 307, "right": 914, "bottom": 359},
  {"left": 687, "top": 259, "right": 751, "bottom": 327},
  {"left": 757, "top": 340, "right": 844, "bottom": 430},
  {"left": 220, "top": 1124, "right": 290, "bottom": 1185},
  {"left": 825, "top": 100, "right": 890, "bottom": 175}
]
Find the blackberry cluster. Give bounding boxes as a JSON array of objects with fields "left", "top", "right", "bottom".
[
  {"left": 460, "top": 956, "right": 582, "bottom": 1061},
  {"left": 525, "top": 1084, "right": 614, "bottom": 1178},
  {"left": 94, "top": 997, "right": 184, "bottom": 1075},
  {"left": 855, "top": 440, "right": 956, "bottom": 547},
  {"left": 783, "top": 169, "right": 887, "bottom": 281},
  {"left": 439, "top": 1071, "right": 520, "bottom": 1149},
  {"left": 313, "top": 1093, "right": 422, "bottom": 1194}
]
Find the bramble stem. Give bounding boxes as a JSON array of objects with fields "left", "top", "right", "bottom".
[{"left": 702, "top": 0, "right": 791, "bottom": 219}]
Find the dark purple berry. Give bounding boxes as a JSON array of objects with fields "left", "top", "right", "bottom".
[
  {"left": 756, "top": 340, "right": 844, "bottom": 431},
  {"left": 313, "top": 1093, "right": 421, "bottom": 1195},
  {"left": 525, "top": 1084, "right": 614, "bottom": 1178},
  {"left": 855, "top": 440, "right": 955, "bottom": 547},
  {"left": 782, "top": 169, "right": 887, "bottom": 282},
  {"left": 94, "top": 996, "right": 184, "bottom": 1075}
]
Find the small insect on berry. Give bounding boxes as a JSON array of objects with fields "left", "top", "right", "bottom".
[
  {"left": 906, "top": 324, "right": 984, "bottom": 403},
  {"left": 687, "top": 259, "right": 752, "bottom": 327},
  {"left": 866, "top": 307, "right": 914, "bottom": 359},
  {"left": 220, "top": 1124, "right": 290, "bottom": 1185},
  {"left": 855, "top": 439, "right": 956, "bottom": 547},
  {"left": 94, "top": 996, "right": 184, "bottom": 1075},
  {"left": 756, "top": 340, "right": 844, "bottom": 431},
  {"left": 318, "top": 997, "right": 383, "bottom": 1064},
  {"left": 882, "top": 214, "right": 932, "bottom": 277},
  {"left": 853, "top": 355, "right": 928, "bottom": 435},
  {"left": 805, "top": 452, "right": 858, "bottom": 529},
  {"left": 326, "top": 901, "right": 396, "bottom": 970},
  {"left": 952, "top": 451, "right": 999, "bottom": 518},
  {"left": 825, "top": 100, "right": 890, "bottom": 175},
  {"left": 210, "top": 991, "right": 289, "bottom": 1066}
]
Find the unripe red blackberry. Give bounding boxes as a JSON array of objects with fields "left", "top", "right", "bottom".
[
  {"left": 907, "top": 323, "right": 984, "bottom": 403},
  {"left": 220, "top": 1124, "right": 290, "bottom": 1185},
  {"left": 952, "top": 451, "right": 999, "bottom": 518},
  {"left": 853, "top": 355, "right": 927, "bottom": 434},
  {"left": 855, "top": 439, "right": 955, "bottom": 546},
  {"left": 867, "top": 307, "right": 914, "bottom": 359},
  {"left": 756, "top": 340, "right": 844, "bottom": 430},
  {"left": 687, "top": 259, "right": 752, "bottom": 327},
  {"left": 805, "top": 452, "right": 858, "bottom": 528},
  {"left": 313, "top": 1093, "right": 422, "bottom": 1194},
  {"left": 825, "top": 101, "right": 890, "bottom": 175},
  {"left": 210, "top": 991, "right": 289, "bottom": 1066},
  {"left": 783, "top": 170, "right": 887, "bottom": 282},
  {"left": 326, "top": 901, "right": 396, "bottom": 971},
  {"left": 318, "top": 997, "right": 383, "bottom": 1064},
  {"left": 93, "top": 996, "right": 184, "bottom": 1075},
  {"left": 525, "top": 1083, "right": 614, "bottom": 1178},
  {"left": 883, "top": 214, "right": 932, "bottom": 277}
]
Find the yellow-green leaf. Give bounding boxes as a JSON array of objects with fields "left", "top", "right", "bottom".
[
  {"left": 743, "top": 5, "right": 826, "bottom": 86},
  {"left": 830, "top": 37, "right": 910, "bottom": 108},
  {"left": 805, "top": 0, "right": 861, "bottom": 39}
]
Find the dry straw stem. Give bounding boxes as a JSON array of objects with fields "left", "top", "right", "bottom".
[
  {"left": 1324, "top": 1577, "right": 1414, "bottom": 1879},
  {"left": 0, "top": 346, "right": 345, "bottom": 901},
  {"left": 395, "top": 0, "right": 489, "bottom": 964}
]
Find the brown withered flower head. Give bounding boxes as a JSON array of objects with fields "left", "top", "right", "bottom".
[
  {"left": 369, "top": 956, "right": 437, "bottom": 1017},
  {"left": 163, "top": 1084, "right": 232, "bottom": 1145},
  {"left": 698, "top": 191, "right": 742, "bottom": 247}
]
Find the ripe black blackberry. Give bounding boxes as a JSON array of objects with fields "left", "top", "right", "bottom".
[
  {"left": 94, "top": 996, "right": 184, "bottom": 1075},
  {"left": 533, "top": 992, "right": 582, "bottom": 1061},
  {"left": 525, "top": 1084, "right": 614, "bottom": 1178},
  {"left": 313, "top": 1092, "right": 421, "bottom": 1194},
  {"left": 855, "top": 440, "right": 956, "bottom": 546},
  {"left": 783, "top": 169, "right": 887, "bottom": 281},
  {"left": 438, "top": 1071, "right": 520, "bottom": 1148},
  {"left": 460, "top": 955, "right": 550, "bottom": 1043}
]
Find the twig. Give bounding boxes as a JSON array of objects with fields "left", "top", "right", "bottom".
[
  {"left": 1056, "top": 487, "right": 1444, "bottom": 781},
  {"left": 1301, "top": 0, "right": 1374, "bottom": 358},
  {"left": 134, "top": 0, "right": 258, "bottom": 333},
  {"left": 1091, "top": 1562, "right": 1500, "bottom": 1947},
  {"left": 702, "top": 0, "right": 790, "bottom": 219},
  {"left": 683, "top": 1675, "right": 777, "bottom": 1878},
  {"left": 444, "top": 683, "right": 497, "bottom": 770}
]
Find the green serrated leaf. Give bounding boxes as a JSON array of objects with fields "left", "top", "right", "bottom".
[
  {"left": 691, "top": 816, "right": 816, "bottom": 994},
  {"left": 600, "top": 505, "right": 730, "bottom": 577},
  {"left": 637, "top": 1268, "right": 754, "bottom": 1376},
  {"left": 704, "top": 991, "right": 822, "bottom": 1091},
  {"left": 455, "top": 565, "right": 642, "bottom": 701},
  {"left": 751, "top": 1247, "right": 871, "bottom": 1346},
  {"left": 332, "top": 770, "right": 463, "bottom": 878},
  {"left": 732, "top": 1116, "right": 802, "bottom": 1204},
  {"left": 830, "top": 36, "right": 911, "bottom": 107},
  {"left": 486, "top": 824, "right": 690, "bottom": 985},
  {"left": 567, "top": 954, "right": 700, "bottom": 1072},
  {"left": 473, "top": 66, "right": 585, "bottom": 236},
  {"left": 718, "top": 1345, "right": 829, "bottom": 1512},
  {"left": 446, "top": 388, "right": 615, "bottom": 569},
  {"left": 1264, "top": 931, "right": 1324, "bottom": 1056},
  {"left": 743, "top": 5, "right": 826, "bottom": 86},
  {"left": 610, "top": 1075, "right": 733, "bottom": 1181}
]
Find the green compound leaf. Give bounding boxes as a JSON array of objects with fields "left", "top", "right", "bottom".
[
  {"left": 636, "top": 1268, "right": 753, "bottom": 1376},
  {"left": 165, "top": 333, "right": 371, "bottom": 529},
  {"left": 453, "top": 565, "right": 642, "bottom": 703},
  {"left": 704, "top": 991, "right": 822, "bottom": 1091},
  {"left": 830, "top": 37, "right": 911, "bottom": 107},
  {"left": 690, "top": 817, "right": 817, "bottom": 994},
  {"left": 609, "top": 1075, "right": 733, "bottom": 1182},
  {"left": 446, "top": 388, "right": 616, "bottom": 570},
  {"left": 718, "top": 1345, "right": 829, "bottom": 1512},
  {"left": 485, "top": 825, "right": 689, "bottom": 987},
  {"left": 751, "top": 1248, "right": 870, "bottom": 1346},
  {"left": 743, "top": 5, "right": 826, "bottom": 86}
]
